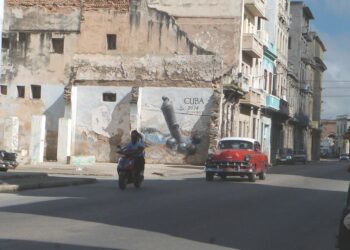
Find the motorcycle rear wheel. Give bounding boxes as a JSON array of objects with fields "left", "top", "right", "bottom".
[
  {"left": 134, "top": 174, "right": 143, "bottom": 188},
  {"left": 118, "top": 174, "right": 127, "bottom": 190}
]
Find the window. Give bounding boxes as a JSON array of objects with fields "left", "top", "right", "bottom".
[
  {"left": 0, "top": 85, "right": 7, "bottom": 95},
  {"left": 31, "top": 85, "right": 41, "bottom": 99},
  {"left": 103, "top": 92, "right": 116, "bottom": 102},
  {"left": 218, "top": 140, "right": 253, "bottom": 150},
  {"left": 288, "top": 36, "right": 292, "bottom": 49},
  {"left": 52, "top": 38, "right": 64, "bottom": 54},
  {"left": 2, "top": 37, "right": 9, "bottom": 49},
  {"left": 17, "top": 86, "right": 25, "bottom": 98},
  {"left": 107, "top": 34, "right": 117, "bottom": 50},
  {"left": 264, "top": 70, "right": 267, "bottom": 91}
]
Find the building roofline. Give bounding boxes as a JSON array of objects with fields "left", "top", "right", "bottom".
[{"left": 303, "top": 6, "right": 314, "bottom": 20}]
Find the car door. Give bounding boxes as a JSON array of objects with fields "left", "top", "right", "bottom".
[{"left": 253, "top": 141, "right": 262, "bottom": 171}]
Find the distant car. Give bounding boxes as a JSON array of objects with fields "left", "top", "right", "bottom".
[
  {"left": 339, "top": 154, "right": 350, "bottom": 161},
  {"left": 293, "top": 150, "right": 307, "bottom": 164},
  {"left": 276, "top": 148, "right": 294, "bottom": 165},
  {"left": 0, "top": 150, "right": 18, "bottom": 172},
  {"left": 205, "top": 137, "right": 269, "bottom": 182}
]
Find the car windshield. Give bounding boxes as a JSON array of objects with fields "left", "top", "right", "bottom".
[{"left": 218, "top": 140, "right": 253, "bottom": 150}]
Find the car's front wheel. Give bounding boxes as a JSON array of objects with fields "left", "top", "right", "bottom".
[
  {"left": 248, "top": 173, "right": 256, "bottom": 182},
  {"left": 206, "top": 172, "right": 214, "bottom": 181}
]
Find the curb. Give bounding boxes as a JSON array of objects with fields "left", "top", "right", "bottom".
[{"left": 0, "top": 177, "right": 97, "bottom": 193}]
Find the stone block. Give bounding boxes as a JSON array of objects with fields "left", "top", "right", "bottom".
[
  {"left": 30, "top": 115, "right": 46, "bottom": 164},
  {"left": 57, "top": 118, "right": 72, "bottom": 163},
  {"left": 3, "top": 117, "right": 19, "bottom": 152}
]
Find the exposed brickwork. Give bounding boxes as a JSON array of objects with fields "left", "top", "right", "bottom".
[
  {"left": 84, "top": 0, "right": 129, "bottom": 11},
  {"left": 6, "top": 0, "right": 130, "bottom": 11},
  {"left": 6, "top": 0, "right": 81, "bottom": 7}
]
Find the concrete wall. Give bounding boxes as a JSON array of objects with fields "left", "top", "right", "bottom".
[{"left": 147, "top": 0, "right": 243, "bottom": 18}]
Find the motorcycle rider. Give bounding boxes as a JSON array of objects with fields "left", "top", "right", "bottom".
[{"left": 124, "top": 130, "right": 145, "bottom": 175}]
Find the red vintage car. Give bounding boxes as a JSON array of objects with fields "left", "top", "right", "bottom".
[{"left": 205, "top": 137, "right": 269, "bottom": 182}]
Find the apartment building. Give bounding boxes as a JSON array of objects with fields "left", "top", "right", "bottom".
[{"left": 336, "top": 115, "right": 350, "bottom": 155}]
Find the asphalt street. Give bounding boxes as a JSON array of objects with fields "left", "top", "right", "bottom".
[{"left": 0, "top": 160, "right": 349, "bottom": 250}]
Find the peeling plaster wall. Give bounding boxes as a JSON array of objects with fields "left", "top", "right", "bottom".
[
  {"left": 0, "top": 96, "right": 43, "bottom": 156},
  {"left": 77, "top": 7, "right": 213, "bottom": 57},
  {"left": 1, "top": 1, "right": 227, "bottom": 163},
  {"left": 74, "top": 86, "right": 132, "bottom": 162},
  {"left": 73, "top": 54, "right": 222, "bottom": 83},
  {"left": 175, "top": 17, "right": 242, "bottom": 71},
  {"left": 147, "top": 0, "right": 243, "bottom": 71},
  {"left": 0, "top": 84, "right": 64, "bottom": 160},
  {"left": 72, "top": 54, "right": 222, "bottom": 163}
]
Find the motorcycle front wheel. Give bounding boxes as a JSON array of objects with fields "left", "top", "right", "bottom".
[{"left": 118, "top": 173, "right": 127, "bottom": 190}]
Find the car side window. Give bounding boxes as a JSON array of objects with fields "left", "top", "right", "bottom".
[{"left": 254, "top": 142, "right": 261, "bottom": 152}]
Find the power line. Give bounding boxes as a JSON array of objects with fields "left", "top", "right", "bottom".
[
  {"left": 323, "top": 87, "right": 350, "bottom": 89},
  {"left": 323, "top": 96, "right": 350, "bottom": 98}
]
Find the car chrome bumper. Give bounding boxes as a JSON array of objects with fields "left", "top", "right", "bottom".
[{"left": 205, "top": 167, "right": 254, "bottom": 174}]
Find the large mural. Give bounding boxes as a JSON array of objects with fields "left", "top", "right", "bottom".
[{"left": 141, "top": 87, "right": 214, "bottom": 164}]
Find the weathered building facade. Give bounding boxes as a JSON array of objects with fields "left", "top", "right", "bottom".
[
  {"left": 0, "top": 0, "right": 246, "bottom": 164},
  {"left": 0, "top": 0, "right": 326, "bottom": 165},
  {"left": 288, "top": 1, "right": 326, "bottom": 161}
]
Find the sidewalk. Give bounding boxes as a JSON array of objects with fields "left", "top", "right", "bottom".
[
  {"left": 0, "top": 162, "right": 204, "bottom": 193},
  {"left": 11, "top": 162, "right": 204, "bottom": 178},
  {"left": 0, "top": 172, "right": 96, "bottom": 193}
]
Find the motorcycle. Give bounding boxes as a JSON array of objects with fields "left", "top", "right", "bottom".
[
  {"left": 117, "top": 147, "right": 144, "bottom": 190},
  {"left": 0, "top": 150, "right": 18, "bottom": 172}
]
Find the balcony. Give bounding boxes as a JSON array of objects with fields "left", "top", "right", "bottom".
[
  {"left": 265, "top": 95, "right": 280, "bottom": 110},
  {"left": 241, "top": 90, "right": 262, "bottom": 107},
  {"left": 245, "top": 0, "right": 265, "bottom": 17},
  {"left": 257, "top": 30, "right": 269, "bottom": 47},
  {"left": 279, "top": 99, "right": 289, "bottom": 116},
  {"left": 242, "top": 33, "right": 263, "bottom": 58},
  {"left": 278, "top": 2, "right": 289, "bottom": 25}
]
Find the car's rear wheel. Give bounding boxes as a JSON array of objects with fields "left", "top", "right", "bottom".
[
  {"left": 248, "top": 173, "right": 256, "bottom": 182},
  {"left": 206, "top": 172, "right": 214, "bottom": 181},
  {"left": 258, "top": 171, "right": 266, "bottom": 180}
]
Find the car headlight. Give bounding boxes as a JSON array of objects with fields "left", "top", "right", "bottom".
[
  {"left": 244, "top": 155, "right": 252, "bottom": 162},
  {"left": 286, "top": 155, "right": 292, "bottom": 160}
]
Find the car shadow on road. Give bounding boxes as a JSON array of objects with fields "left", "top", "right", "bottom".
[{"left": 0, "top": 176, "right": 347, "bottom": 250}]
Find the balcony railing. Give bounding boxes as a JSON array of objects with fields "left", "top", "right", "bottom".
[
  {"left": 245, "top": 0, "right": 265, "bottom": 17},
  {"left": 257, "top": 30, "right": 269, "bottom": 47},
  {"left": 265, "top": 95, "right": 280, "bottom": 110},
  {"left": 242, "top": 33, "right": 263, "bottom": 58},
  {"left": 241, "top": 90, "right": 262, "bottom": 107}
]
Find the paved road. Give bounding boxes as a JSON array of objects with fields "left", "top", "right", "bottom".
[{"left": 0, "top": 160, "right": 349, "bottom": 250}]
